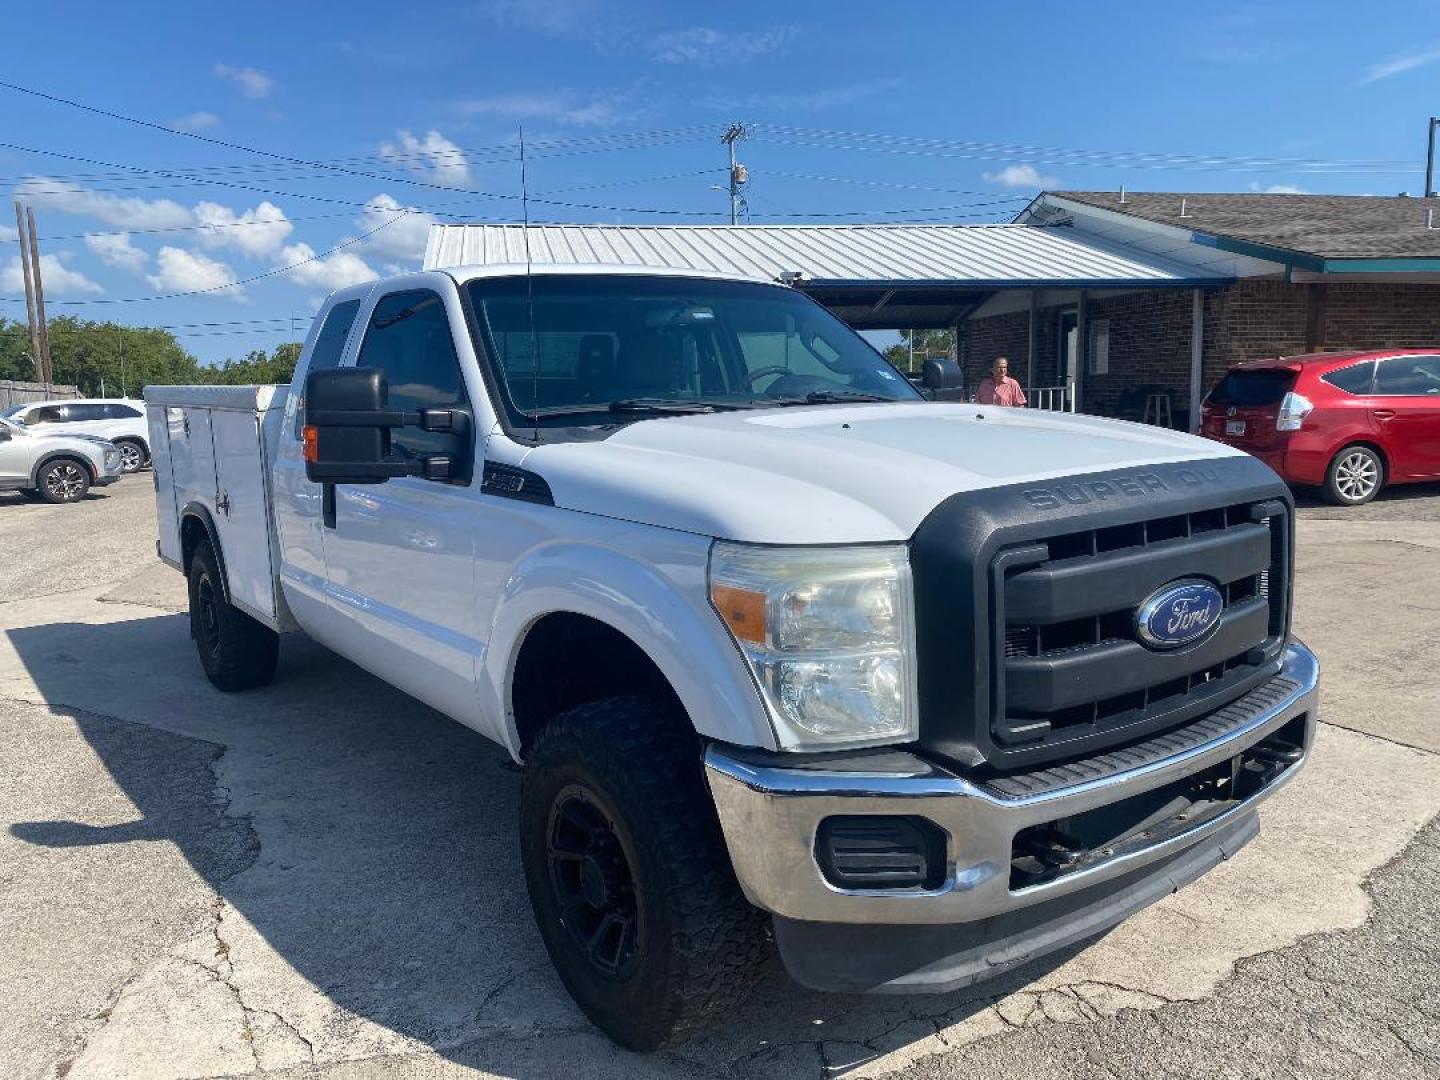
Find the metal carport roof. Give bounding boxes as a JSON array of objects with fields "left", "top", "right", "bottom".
[{"left": 424, "top": 223, "right": 1231, "bottom": 329}]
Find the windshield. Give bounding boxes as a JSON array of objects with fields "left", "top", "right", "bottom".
[
  {"left": 465, "top": 274, "right": 920, "bottom": 428},
  {"left": 0, "top": 404, "right": 26, "bottom": 422}
]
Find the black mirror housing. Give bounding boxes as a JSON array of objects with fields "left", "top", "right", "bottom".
[
  {"left": 922, "top": 357, "right": 963, "bottom": 390},
  {"left": 304, "top": 368, "right": 395, "bottom": 484}
]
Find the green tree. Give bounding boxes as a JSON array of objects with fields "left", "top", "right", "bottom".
[
  {"left": 0, "top": 317, "right": 304, "bottom": 394},
  {"left": 192, "top": 342, "right": 304, "bottom": 386},
  {"left": 883, "top": 328, "right": 956, "bottom": 374}
]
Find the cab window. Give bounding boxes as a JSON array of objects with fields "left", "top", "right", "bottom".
[
  {"left": 294, "top": 299, "right": 362, "bottom": 439},
  {"left": 355, "top": 289, "right": 469, "bottom": 459}
]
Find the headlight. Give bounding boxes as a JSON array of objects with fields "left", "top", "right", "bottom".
[{"left": 709, "top": 542, "right": 917, "bottom": 750}]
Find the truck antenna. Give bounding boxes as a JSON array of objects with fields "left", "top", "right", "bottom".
[{"left": 519, "top": 126, "right": 539, "bottom": 443}]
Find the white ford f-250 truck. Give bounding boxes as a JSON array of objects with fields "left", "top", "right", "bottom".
[{"left": 146, "top": 263, "right": 1319, "bottom": 1050}]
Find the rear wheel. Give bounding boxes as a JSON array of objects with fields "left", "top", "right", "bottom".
[
  {"left": 114, "top": 439, "right": 147, "bottom": 473},
  {"left": 36, "top": 458, "right": 91, "bottom": 503},
  {"left": 187, "top": 538, "right": 278, "bottom": 691},
  {"left": 1324, "top": 445, "right": 1384, "bottom": 506},
  {"left": 519, "top": 697, "right": 769, "bottom": 1050}
]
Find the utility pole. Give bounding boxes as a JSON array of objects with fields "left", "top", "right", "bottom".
[
  {"left": 13, "top": 202, "right": 41, "bottom": 380},
  {"left": 1427, "top": 117, "right": 1440, "bottom": 197},
  {"left": 25, "top": 206, "right": 53, "bottom": 390},
  {"left": 720, "top": 123, "right": 748, "bottom": 225},
  {"left": 117, "top": 328, "right": 126, "bottom": 398}
]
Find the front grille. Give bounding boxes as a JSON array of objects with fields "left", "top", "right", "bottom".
[
  {"left": 908, "top": 456, "right": 1294, "bottom": 773},
  {"left": 992, "top": 499, "right": 1290, "bottom": 760}
]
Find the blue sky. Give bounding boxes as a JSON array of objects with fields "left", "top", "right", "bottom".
[{"left": 3, "top": 0, "right": 1439, "bottom": 366}]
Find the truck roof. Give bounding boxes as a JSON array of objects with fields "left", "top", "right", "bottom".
[{"left": 442, "top": 262, "right": 778, "bottom": 286}]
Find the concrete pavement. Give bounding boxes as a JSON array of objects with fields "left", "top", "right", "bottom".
[{"left": 1, "top": 477, "right": 1437, "bottom": 1079}]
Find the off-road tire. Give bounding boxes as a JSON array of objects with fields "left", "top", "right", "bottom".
[
  {"left": 1324, "top": 444, "right": 1384, "bottom": 506},
  {"left": 187, "top": 538, "right": 278, "bottom": 691},
  {"left": 520, "top": 696, "right": 769, "bottom": 1051},
  {"left": 114, "top": 438, "right": 148, "bottom": 473},
  {"left": 35, "top": 457, "right": 91, "bottom": 503}
]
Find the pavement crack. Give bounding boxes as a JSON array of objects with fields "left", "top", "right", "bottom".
[{"left": 1318, "top": 718, "right": 1440, "bottom": 757}]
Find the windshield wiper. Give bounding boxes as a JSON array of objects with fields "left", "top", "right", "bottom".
[
  {"left": 767, "top": 390, "right": 898, "bottom": 406},
  {"left": 522, "top": 398, "right": 745, "bottom": 422}
]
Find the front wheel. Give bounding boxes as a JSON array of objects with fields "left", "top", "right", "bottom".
[
  {"left": 1324, "top": 445, "right": 1384, "bottom": 506},
  {"left": 114, "top": 439, "right": 147, "bottom": 473},
  {"left": 36, "top": 458, "right": 91, "bottom": 503},
  {"left": 519, "top": 697, "right": 769, "bottom": 1050},
  {"left": 187, "top": 538, "right": 278, "bottom": 691}
]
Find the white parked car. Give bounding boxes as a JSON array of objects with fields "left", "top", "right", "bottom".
[
  {"left": 0, "top": 415, "right": 122, "bottom": 502},
  {"left": 145, "top": 265, "right": 1318, "bottom": 1050},
  {"left": 0, "top": 397, "right": 150, "bottom": 472}
]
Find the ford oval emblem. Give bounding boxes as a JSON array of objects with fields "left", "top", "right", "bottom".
[{"left": 1136, "top": 579, "right": 1224, "bottom": 650}]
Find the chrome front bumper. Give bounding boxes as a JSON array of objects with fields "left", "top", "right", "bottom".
[{"left": 705, "top": 641, "right": 1319, "bottom": 927}]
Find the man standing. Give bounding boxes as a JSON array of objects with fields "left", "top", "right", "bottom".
[{"left": 976, "top": 356, "right": 1027, "bottom": 407}]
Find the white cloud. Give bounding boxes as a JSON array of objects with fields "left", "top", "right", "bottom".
[
  {"left": 278, "top": 242, "right": 378, "bottom": 291},
  {"left": 3, "top": 252, "right": 104, "bottom": 295},
  {"left": 481, "top": 0, "right": 599, "bottom": 36},
  {"left": 457, "top": 92, "right": 625, "bottom": 127},
  {"left": 1358, "top": 44, "right": 1440, "bottom": 85},
  {"left": 194, "top": 199, "right": 294, "bottom": 257},
  {"left": 356, "top": 194, "right": 436, "bottom": 264},
  {"left": 174, "top": 111, "right": 220, "bottom": 131},
  {"left": 214, "top": 63, "right": 273, "bottom": 98},
  {"left": 147, "top": 247, "right": 242, "bottom": 297},
  {"left": 379, "top": 129, "right": 472, "bottom": 188},
  {"left": 983, "top": 163, "right": 1061, "bottom": 189},
  {"left": 647, "top": 25, "right": 796, "bottom": 66},
  {"left": 1249, "top": 182, "right": 1308, "bottom": 195},
  {"left": 17, "top": 177, "right": 192, "bottom": 229},
  {"left": 84, "top": 232, "right": 148, "bottom": 272}
]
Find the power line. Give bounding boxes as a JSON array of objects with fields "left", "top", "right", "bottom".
[
  {"left": 2, "top": 142, "right": 1049, "bottom": 224},
  {"left": 0, "top": 82, "right": 738, "bottom": 216},
  {"left": 751, "top": 123, "right": 1417, "bottom": 175}
]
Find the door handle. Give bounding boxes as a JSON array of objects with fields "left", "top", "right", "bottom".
[{"left": 1374, "top": 409, "right": 1396, "bottom": 421}]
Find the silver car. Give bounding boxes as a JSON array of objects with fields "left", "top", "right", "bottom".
[{"left": 0, "top": 415, "right": 122, "bottom": 503}]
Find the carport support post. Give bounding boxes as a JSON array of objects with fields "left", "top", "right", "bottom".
[
  {"left": 1026, "top": 290, "right": 1037, "bottom": 389},
  {"left": 1189, "top": 289, "right": 1204, "bottom": 433}
]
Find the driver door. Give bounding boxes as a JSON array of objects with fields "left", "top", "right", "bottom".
[{"left": 318, "top": 286, "right": 483, "bottom": 722}]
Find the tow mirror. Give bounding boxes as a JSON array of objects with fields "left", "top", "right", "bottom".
[
  {"left": 921, "top": 357, "right": 966, "bottom": 401},
  {"left": 303, "top": 367, "right": 471, "bottom": 490}
]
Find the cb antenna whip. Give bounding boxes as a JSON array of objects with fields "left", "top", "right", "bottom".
[{"left": 519, "top": 126, "right": 539, "bottom": 442}]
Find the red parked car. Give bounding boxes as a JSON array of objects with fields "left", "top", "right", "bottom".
[{"left": 1201, "top": 349, "right": 1440, "bottom": 506}]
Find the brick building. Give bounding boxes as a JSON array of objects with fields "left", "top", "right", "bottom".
[{"left": 961, "top": 192, "right": 1440, "bottom": 428}]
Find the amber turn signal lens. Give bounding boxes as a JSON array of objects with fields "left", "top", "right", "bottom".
[
  {"left": 711, "top": 583, "right": 766, "bottom": 644},
  {"left": 302, "top": 425, "right": 318, "bottom": 464}
]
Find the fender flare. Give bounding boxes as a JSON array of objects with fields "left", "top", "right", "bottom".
[
  {"left": 179, "top": 502, "right": 232, "bottom": 604},
  {"left": 479, "top": 541, "right": 777, "bottom": 759},
  {"left": 29, "top": 449, "right": 97, "bottom": 488}
]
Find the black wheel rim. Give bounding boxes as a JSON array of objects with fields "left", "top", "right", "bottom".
[
  {"left": 546, "top": 785, "right": 642, "bottom": 979},
  {"left": 196, "top": 573, "right": 221, "bottom": 654}
]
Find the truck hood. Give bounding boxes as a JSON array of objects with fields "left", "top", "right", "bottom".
[{"left": 521, "top": 402, "right": 1251, "bottom": 544}]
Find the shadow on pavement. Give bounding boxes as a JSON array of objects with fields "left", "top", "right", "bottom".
[{"left": 5, "top": 610, "right": 1086, "bottom": 1076}]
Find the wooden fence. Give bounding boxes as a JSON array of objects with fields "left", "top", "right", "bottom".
[{"left": 0, "top": 380, "right": 81, "bottom": 410}]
